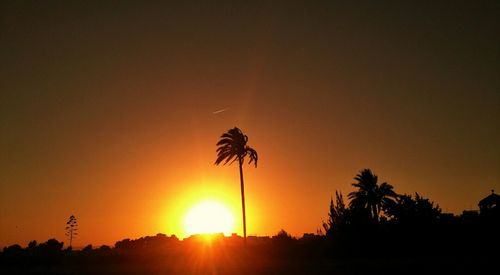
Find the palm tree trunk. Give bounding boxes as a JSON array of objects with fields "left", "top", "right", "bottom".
[
  {"left": 238, "top": 157, "right": 247, "bottom": 243},
  {"left": 372, "top": 204, "right": 379, "bottom": 224}
]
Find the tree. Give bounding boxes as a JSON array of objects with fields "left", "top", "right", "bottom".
[
  {"left": 38, "top": 239, "right": 64, "bottom": 256},
  {"left": 215, "top": 127, "right": 258, "bottom": 242},
  {"left": 65, "top": 215, "right": 78, "bottom": 248},
  {"left": 323, "top": 191, "right": 349, "bottom": 235},
  {"left": 348, "top": 169, "right": 397, "bottom": 224},
  {"left": 385, "top": 193, "right": 441, "bottom": 225},
  {"left": 82, "top": 244, "right": 93, "bottom": 253},
  {"left": 27, "top": 240, "right": 37, "bottom": 249},
  {"left": 272, "top": 229, "right": 294, "bottom": 244}
]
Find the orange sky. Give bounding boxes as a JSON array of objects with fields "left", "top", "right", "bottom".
[{"left": 1, "top": 1, "right": 499, "bottom": 247}]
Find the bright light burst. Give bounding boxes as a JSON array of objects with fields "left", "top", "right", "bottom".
[{"left": 184, "top": 200, "right": 235, "bottom": 237}]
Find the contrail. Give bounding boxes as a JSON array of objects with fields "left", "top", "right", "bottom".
[{"left": 212, "top": 107, "right": 229, "bottom": 114}]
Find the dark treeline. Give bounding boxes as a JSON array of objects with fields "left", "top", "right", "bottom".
[
  {"left": 320, "top": 169, "right": 499, "bottom": 264},
  {"left": 1, "top": 168, "right": 499, "bottom": 274}
]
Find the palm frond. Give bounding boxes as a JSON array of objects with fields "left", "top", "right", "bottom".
[
  {"left": 224, "top": 153, "right": 238, "bottom": 165},
  {"left": 215, "top": 151, "right": 233, "bottom": 165},
  {"left": 246, "top": 147, "right": 258, "bottom": 167},
  {"left": 216, "top": 138, "right": 233, "bottom": 146},
  {"left": 216, "top": 146, "right": 232, "bottom": 154},
  {"left": 215, "top": 127, "right": 258, "bottom": 168},
  {"left": 221, "top": 133, "right": 233, "bottom": 139}
]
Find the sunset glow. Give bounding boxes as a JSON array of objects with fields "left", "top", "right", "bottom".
[
  {"left": 184, "top": 200, "right": 235, "bottom": 237},
  {"left": 0, "top": 1, "right": 498, "bottom": 252},
  {"left": 1, "top": 2, "right": 498, "bottom": 274}
]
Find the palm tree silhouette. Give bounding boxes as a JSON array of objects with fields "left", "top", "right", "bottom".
[
  {"left": 348, "top": 169, "right": 397, "bottom": 224},
  {"left": 215, "top": 127, "right": 258, "bottom": 242}
]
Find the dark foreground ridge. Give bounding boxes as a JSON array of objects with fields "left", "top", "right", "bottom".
[{"left": 2, "top": 219, "right": 498, "bottom": 275}]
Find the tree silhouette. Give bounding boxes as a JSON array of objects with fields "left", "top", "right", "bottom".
[
  {"left": 323, "top": 191, "right": 349, "bottom": 235},
  {"left": 385, "top": 193, "right": 441, "bottom": 224},
  {"left": 272, "top": 229, "right": 294, "bottom": 245},
  {"left": 348, "top": 169, "right": 397, "bottom": 224},
  {"left": 215, "top": 127, "right": 258, "bottom": 242},
  {"left": 65, "top": 215, "right": 78, "bottom": 248}
]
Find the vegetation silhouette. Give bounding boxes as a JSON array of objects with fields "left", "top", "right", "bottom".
[
  {"left": 65, "top": 215, "right": 78, "bottom": 250},
  {"left": 1, "top": 168, "right": 499, "bottom": 274},
  {"left": 385, "top": 192, "right": 442, "bottom": 225},
  {"left": 215, "top": 127, "right": 258, "bottom": 243},
  {"left": 348, "top": 169, "right": 397, "bottom": 224},
  {"left": 323, "top": 191, "right": 349, "bottom": 236}
]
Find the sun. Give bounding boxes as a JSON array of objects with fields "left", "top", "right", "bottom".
[{"left": 183, "top": 200, "right": 235, "bottom": 237}]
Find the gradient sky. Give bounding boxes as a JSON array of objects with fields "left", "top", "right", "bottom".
[{"left": 1, "top": 1, "right": 499, "bottom": 247}]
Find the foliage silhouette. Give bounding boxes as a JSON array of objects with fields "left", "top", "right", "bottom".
[
  {"left": 348, "top": 169, "right": 397, "bottom": 224},
  {"left": 385, "top": 192, "right": 442, "bottom": 225},
  {"left": 323, "top": 191, "right": 349, "bottom": 236},
  {"left": 317, "top": 169, "right": 500, "bottom": 263},
  {"left": 37, "top": 239, "right": 64, "bottom": 254},
  {"left": 273, "top": 229, "right": 294, "bottom": 241},
  {"left": 82, "top": 244, "right": 93, "bottom": 253},
  {"left": 27, "top": 240, "right": 37, "bottom": 250},
  {"left": 65, "top": 215, "right": 78, "bottom": 249},
  {"left": 215, "top": 127, "right": 258, "bottom": 242},
  {"left": 2, "top": 226, "right": 498, "bottom": 275}
]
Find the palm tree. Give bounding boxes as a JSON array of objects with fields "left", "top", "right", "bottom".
[
  {"left": 348, "top": 169, "right": 397, "bottom": 224},
  {"left": 215, "top": 127, "right": 258, "bottom": 242}
]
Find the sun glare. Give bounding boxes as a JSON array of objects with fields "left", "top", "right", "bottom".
[{"left": 184, "top": 200, "right": 235, "bottom": 237}]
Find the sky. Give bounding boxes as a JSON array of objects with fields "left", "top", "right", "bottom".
[{"left": 1, "top": 1, "right": 499, "bottom": 247}]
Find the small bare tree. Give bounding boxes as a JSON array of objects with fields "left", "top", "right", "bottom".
[{"left": 65, "top": 215, "right": 78, "bottom": 248}]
